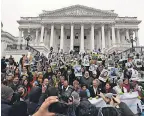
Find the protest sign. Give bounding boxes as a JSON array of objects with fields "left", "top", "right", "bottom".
[
  {"left": 82, "top": 55, "right": 90, "bottom": 66},
  {"left": 89, "top": 64, "right": 97, "bottom": 72},
  {"left": 74, "top": 65, "right": 82, "bottom": 77},
  {"left": 135, "top": 59, "right": 142, "bottom": 68},
  {"left": 99, "top": 69, "right": 109, "bottom": 82}
]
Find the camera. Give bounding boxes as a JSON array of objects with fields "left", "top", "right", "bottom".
[
  {"left": 48, "top": 86, "right": 74, "bottom": 115},
  {"left": 61, "top": 85, "right": 74, "bottom": 103}
]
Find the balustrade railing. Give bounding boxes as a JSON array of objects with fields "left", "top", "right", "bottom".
[{"left": 6, "top": 44, "right": 40, "bottom": 56}]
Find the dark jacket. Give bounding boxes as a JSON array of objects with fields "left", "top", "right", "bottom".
[
  {"left": 1, "top": 59, "right": 7, "bottom": 73},
  {"left": 89, "top": 86, "right": 102, "bottom": 98},
  {"left": 9, "top": 83, "right": 19, "bottom": 92},
  {"left": 76, "top": 98, "right": 98, "bottom": 116},
  {"left": 80, "top": 77, "right": 93, "bottom": 88},
  {"left": 119, "top": 102, "right": 135, "bottom": 116},
  {"left": 1, "top": 99, "right": 11, "bottom": 116},
  {"left": 8, "top": 101, "right": 28, "bottom": 116},
  {"left": 26, "top": 87, "right": 42, "bottom": 115}
]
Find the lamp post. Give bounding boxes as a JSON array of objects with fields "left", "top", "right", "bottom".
[
  {"left": 25, "top": 33, "right": 32, "bottom": 50},
  {"left": 125, "top": 31, "right": 137, "bottom": 53}
]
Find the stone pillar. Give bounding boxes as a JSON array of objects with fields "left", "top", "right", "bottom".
[
  {"left": 40, "top": 25, "right": 44, "bottom": 45},
  {"left": 101, "top": 24, "right": 105, "bottom": 52},
  {"left": 80, "top": 24, "right": 84, "bottom": 52},
  {"left": 98, "top": 30, "right": 102, "bottom": 50},
  {"left": 126, "top": 29, "right": 129, "bottom": 40},
  {"left": 135, "top": 29, "right": 139, "bottom": 46},
  {"left": 44, "top": 29, "right": 47, "bottom": 46},
  {"left": 22, "top": 31, "right": 26, "bottom": 45},
  {"left": 91, "top": 24, "right": 95, "bottom": 51},
  {"left": 70, "top": 24, "right": 74, "bottom": 51},
  {"left": 60, "top": 24, "right": 64, "bottom": 50},
  {"left": 50, "top": 24, "right": 54, "bottom": 47},
  {"left": 112, "top": 25, "right": 116, "bottom": 46},
  {"left": 116, "top": 29, "right": 121, "bottom": 43},
  {"left": 108, "top": 29, "right": 111, "bottom": 48},
  {"left": 18, "top": 29, "right": 22, "bottom": 45},
  {"left": 35, "top": 29, "right": 39, "bottom": 46}
]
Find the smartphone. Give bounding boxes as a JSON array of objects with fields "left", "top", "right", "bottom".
[{"left": 48, "top": 102, "right": 69, "bottom": 115}]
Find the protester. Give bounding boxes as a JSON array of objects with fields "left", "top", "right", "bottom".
[
  {"left": 89, "top": 79, "right": 101, "bottom": 97},
  {"left": 1, "top": 84, "right": 14, "bottom": 116},
  {"left": 80, "top": 71, "right": 93, "bottom": 88},
  {"left": 1, "top": 50, "right": 143, "bottom": 116},
  {"left": 9, "top": 76, "right": 19, "bottom": 91},
  {"left": 113, "top": 79, "right": 127, "bottom": 94},
  {"left": 123, "top": 78, "right": 131, "bottom": 92},
  {"left": 81, "top": 84, "right": 90, "bottom": 97},
  {"left": 102, "top": 82, "right": 116, "bottom": 94},
  {"left": 76, "top": 91, "right": 98, "bottom": 116}
]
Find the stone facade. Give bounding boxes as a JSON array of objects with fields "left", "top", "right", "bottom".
[
  {"left": 1, "top": 25, "right": 17, "bottom": 57},
  {"left": 17, "top": 5, "right": 141, "bottom": 53}
]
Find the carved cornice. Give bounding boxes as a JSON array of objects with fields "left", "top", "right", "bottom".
[{"left": 39, "top": 5, "right": 118, "bottom": 17}]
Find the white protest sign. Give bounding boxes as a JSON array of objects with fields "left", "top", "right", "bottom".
[
  {"left": 90, "top": 92, "right": 142, "bottom": 114},
  {"left": 120, "top": 92, "right": 142, "bottom": 114},
  {"left": 74, "top": 65, "right": 82, "bottom": 77},
  {"left": 83, "top": 55, "right": 90, "bottom": 66},
  {"left": 99, "top": 69, "right": 109, "bottom": 82},
  {"left": 89, "top": 64, "right": 97, "bottom": 72},
  {"left": 135, "top": 59, "right": 142, "bottom": 68}
]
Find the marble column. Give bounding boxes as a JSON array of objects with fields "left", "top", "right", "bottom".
[
  {"left": 22, "top": 31, "right": 26, "bottom": 45},
  {"left": 80, "top": 24, "right": 84, "bottom": 52},
  {"left": 44, "top": 29, "right": 47, "bottom": 46},
  {"left": 101, "top": 24, "right": 105, "bottom": 52},
  {"left": 135, "top": 29, "right": 139, "bottom": 46},
  {"left": 91, "top": 24, "right": 95, "bottom": 51},
  {"left": 18, "top": 29, "right": 22, "bottom": 45},
  {"left": 35, "top": 29, "right": 39, "bottom": 45},
  {"left": 50, "top": 24, "right": 54, "bottom": 47},
  {"left": 112, "top": 25, "right": 116, "bottom": 45},
  {"left": 126, "top": 29, "right": 129, "bottom": 40},
  {"left": 108, "top": 29, "right": 111, "bottom": 48},
  {"left": 116, "top": 29, "right": 121, "bottom": 43},
  {"left": 60, "top": 24, "right": 64, "bottom": 50},
  {"left": 98, "top": 30, "right": 102, "bottom": 50},
  {"left": 40, "top": 25, "right": 44, "bottom": 45},
  {"left": 70, "top": 24, "right": 74, "bottom": 51}
]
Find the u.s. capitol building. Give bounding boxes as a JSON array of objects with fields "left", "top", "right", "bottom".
[{"left": 17, "top": 5, "right": 141, "bottom": 54}]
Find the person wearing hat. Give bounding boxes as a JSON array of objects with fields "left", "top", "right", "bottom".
[{"left": 1, "top": 84, "right": 14, "bottom": 116}]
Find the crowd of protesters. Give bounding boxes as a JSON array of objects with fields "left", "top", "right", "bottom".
[{"left": 1, "top": 49, "right": 144, "bottom": 116}]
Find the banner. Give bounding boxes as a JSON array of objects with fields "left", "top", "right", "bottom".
[
  {"left": 74, "top": 65, "right": 82, "bottom": 77},
  {"left": 89, "top": 92, "right": 142, "bottom": 114}
]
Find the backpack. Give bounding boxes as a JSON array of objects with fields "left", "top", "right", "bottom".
[
  {"left": 97, "top": 106, "right": 121, "bottom": 116},
  {"left": 78, "top": 101, "right": 98, "bottom": 116}
]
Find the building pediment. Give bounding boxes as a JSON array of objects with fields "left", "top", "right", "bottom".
[{"left": 39, "top": 5, "right": 118, "bottom": 17}]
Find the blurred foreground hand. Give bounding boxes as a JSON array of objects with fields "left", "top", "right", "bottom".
[{"left": 33, "top": 96, "right": 58, "bottom": 116}]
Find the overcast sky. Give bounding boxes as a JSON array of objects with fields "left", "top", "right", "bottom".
[{"left": 1, "top": 0, "right": 144, "bottom": 45}]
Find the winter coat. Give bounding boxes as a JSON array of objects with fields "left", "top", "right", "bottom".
[
  {"left": 76, "top": 98, "right": 98, "bottom": 116},
  {"left": 80, "top": 77, "right": 93, "bottom": 88},
  {"left": 26, "top": 87, "right": 42, "bottom": 115},
  {"left": 8, "top": 101, "right": 28, "bottom": 116},
  {"left": 1, "top": 99, "right": 11, "bottom": 116}
]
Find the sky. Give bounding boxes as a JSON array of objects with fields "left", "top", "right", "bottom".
[{"left": 1, "top": 0, "right": 144, "bottom": 45}]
